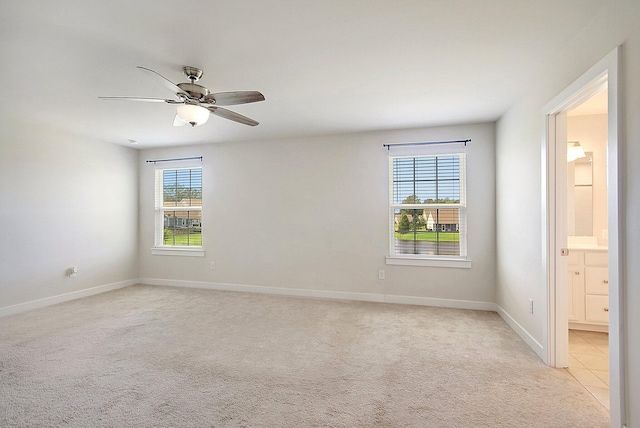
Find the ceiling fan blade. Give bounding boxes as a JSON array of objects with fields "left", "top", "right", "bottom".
[
  {"left": 206, "top": 106, "right": 259, "bottom": 126},
  {"left": 203, "top": 91, "right": 265, "bottom": 106},
  {"left": 137, "top": 66, "right": 187, "bottom": 96},
  {"left": 173, "top": 114, "right": 187, "bottom": 127},
  {"left": 98, "top": 96, "right": 181, "bottom": 103}
]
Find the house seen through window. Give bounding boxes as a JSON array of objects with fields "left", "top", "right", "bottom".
[{"left": 390, "top": 154, "right": 466, "bottom": 258}]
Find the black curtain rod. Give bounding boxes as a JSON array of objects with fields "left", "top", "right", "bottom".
[
  {"left": 383, "top": 139, "right": 471, "bottom": 150},
  {"left": 145, "top": 156, "right": 203, "bottom": 164}
]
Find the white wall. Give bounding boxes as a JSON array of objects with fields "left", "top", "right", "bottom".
[
  {"left": 139, "top": 122, "right": 496, "bottom": 306},
  {"left": 0, "top": 121, "right": 139, "bottom": 312},
  {"left": 496, "top": 0, "right": 640, "bottom": 424}
]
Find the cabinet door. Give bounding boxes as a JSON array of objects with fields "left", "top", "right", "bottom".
[
  {"left": 568, "top": 268, "right": 585, "bottom": 322},
  {"left": 586, "top": 295, "right": 609, "bottom": 324},
  {"left": 585, "top": 267, "right": 609, "bottom": 295}
]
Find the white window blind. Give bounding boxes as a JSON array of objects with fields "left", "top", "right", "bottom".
[
  {"left": 389, "top": 153, "right": 467, "bottom": 259},
  {"left": 153, "top": 164, "right": 203, "bottom": 251}
]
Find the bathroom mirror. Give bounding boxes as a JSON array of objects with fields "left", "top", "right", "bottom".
[{"left": 567, "top": 152, "right": 593, "bottom": 236}]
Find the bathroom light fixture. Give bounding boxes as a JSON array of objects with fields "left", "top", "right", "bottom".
[
  {"left": 176, "top": 104, "right": 210, "bottom": 127},
  {"left": 567, "top": 141, "right": 586, "bottom": 162}
]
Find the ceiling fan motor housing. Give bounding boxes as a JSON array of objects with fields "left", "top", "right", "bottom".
[
  {"left": 177, "top": 66, "right": 210, "bottom": 100},
  {"left": 177, "top": 82, "right": 210, "bottom": 100}
]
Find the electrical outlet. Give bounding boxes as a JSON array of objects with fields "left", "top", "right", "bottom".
[
  {"left": 69, "top": 266, "right": 78, "bottom": 278},
  {"left": 378, "top": 270, "right": 385, "bottom": 280},
  {"left": 210, "top": 262, "right": 216, "bottom": 270},
  {"left": 528, "top": 298, "right": 534, "bottom": 314}
]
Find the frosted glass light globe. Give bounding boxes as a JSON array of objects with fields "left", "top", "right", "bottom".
[{"left": 176, "top": 104, "right": 210, "bottom": 126}]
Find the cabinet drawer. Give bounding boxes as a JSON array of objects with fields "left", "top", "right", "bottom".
[
  {"left": 585, "top": 252, "right": 608, "bottom": 266},
  {"left": 568, "top": 251, "right": 582, "bottom": 266},
  {"left": 586, "top": 295, "right": 609, "bottom": 324},
  {"left": 585, "top": 267, "right": 609, "bottom": 295}
]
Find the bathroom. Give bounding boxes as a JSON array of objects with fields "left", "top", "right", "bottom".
[{"left": 566, "top": 88, "right": 610, "bottom": 409}]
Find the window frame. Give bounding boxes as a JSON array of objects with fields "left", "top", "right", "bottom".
[
  {"left": 152, "top": 165, "right": 204, "bottom": 257},
  {"left": 386, "top": 152, "right": 470, "bottom": 268}
]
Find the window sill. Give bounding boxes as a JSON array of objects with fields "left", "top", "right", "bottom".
[
  {"left": 151, "top": 247, "right": 205, "bottom": 257},
  {"left": 386, "top": 256, "right": 471, "bottom": 269}
]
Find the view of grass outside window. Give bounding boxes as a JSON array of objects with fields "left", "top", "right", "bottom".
[
  {"left": 390, "top": 154, "right": 466, "bottom": 257},
  {"left": 156, "top": 167, "right": 202, "bottom": 247}
]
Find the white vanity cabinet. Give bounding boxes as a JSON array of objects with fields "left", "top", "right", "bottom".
[{"left": 568, "top": 248, "right": 609, "bottom": 331}]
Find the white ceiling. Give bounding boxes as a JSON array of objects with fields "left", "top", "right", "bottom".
[{"left": 0, "top": 1, "right": 607, "bottom": 148}]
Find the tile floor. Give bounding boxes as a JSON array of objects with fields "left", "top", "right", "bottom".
[{"left": 568, "top": 329, "right": 609, "bottom": 410}]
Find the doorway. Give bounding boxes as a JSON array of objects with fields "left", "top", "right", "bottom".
[
  {"left": 542, "top": 47, "right": 624, "bottom": 426},
  {"left": 565, "top": 89, "right": 610, "bottom": 409}
]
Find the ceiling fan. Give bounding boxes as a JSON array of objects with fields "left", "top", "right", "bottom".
[{"left": 99, "top": 66, "right": 265, "bottom": 127}]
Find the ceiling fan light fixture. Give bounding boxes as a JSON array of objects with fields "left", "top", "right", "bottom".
[{"left": 176, "top": 104, "right": 209, "bottom": 127}]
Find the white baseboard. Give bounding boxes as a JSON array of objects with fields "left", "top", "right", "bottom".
[
  {"left": 140, "top": 278, "right": 497, "bottom": 312},
  {"left": 0, "top": 279, "right": 137, "bottom": 318},
  {"left": 496, "top": 305, "right": 545, "bottom": 361},
  {"left": 384, "top": 294, "right": 497, "bottom": 311}
]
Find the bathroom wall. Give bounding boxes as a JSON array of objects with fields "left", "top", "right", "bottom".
[{"left": 567, "top": 113, "right": 608, "bottom": 246}]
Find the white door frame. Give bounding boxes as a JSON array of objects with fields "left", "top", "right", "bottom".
[{"left": 542, "top": 46, "right": 624, "bottom": 426}]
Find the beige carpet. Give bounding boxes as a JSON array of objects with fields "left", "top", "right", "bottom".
[{"left": 0, "top": 285, "right": 608, "bottom": 427}]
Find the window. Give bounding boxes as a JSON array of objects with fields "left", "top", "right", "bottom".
[
  {"left": 388, "top": 153, "right": 467, "bottom": 264},
  {"left": 153, "top": 166, "right": 204, "bottom": 256}
]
